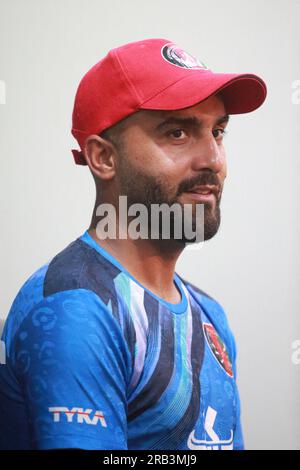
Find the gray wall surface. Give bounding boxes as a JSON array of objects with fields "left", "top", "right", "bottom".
[{"left": 0, "top": 0, "right": 299, "bottom": 450}]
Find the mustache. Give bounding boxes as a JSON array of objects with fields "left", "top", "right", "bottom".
[{"left": 177, "top": 171, "right": 222, "bottom": 196}]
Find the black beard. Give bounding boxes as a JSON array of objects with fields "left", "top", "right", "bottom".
[{"left": 117, "top": 155, "right": 222, "bottom": 245}]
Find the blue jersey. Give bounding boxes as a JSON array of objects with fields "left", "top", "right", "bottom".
[{"left": 0, "top": 230, "right": 244, "bottom": 450}]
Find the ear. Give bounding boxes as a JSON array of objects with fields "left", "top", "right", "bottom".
[{"left": 84, "top": 134, "right": 117, "bottom": 181}]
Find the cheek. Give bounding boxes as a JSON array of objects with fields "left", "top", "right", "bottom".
[
  {"left": 129, "top": 139, "right": 188, "bottom": 178},
  {"left": 222, "top": 151, "right": 227, "bottom": 179},
  {"left": 124, "top": 136, "right": 158, "bottom": 168},
  {"left": 216, "top": 144, "right": 227, "bottom": 178}
]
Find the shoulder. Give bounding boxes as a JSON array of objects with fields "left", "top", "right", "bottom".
[
  {"left": 178, "top": 273, "right": 222, "bottom": 315},
  {"left": 178, "top": 274, "right": 214, "bottom": 301},
  {"left": 4, "top": 286, "right": 121, "bottom": 350},
  {"left": 2, "top": 236, "right": 123, "bottom": 351},
  {"left": 43, "top": 237, "right": 120, "bottom": 305},
  {"left": 178, "top": 274, "right": 237, "bottom": 360},
  {"left": 4, "top": 286, "right": 132, "bottom": 387}
]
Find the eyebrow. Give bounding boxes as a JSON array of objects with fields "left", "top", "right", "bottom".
[{"left": 154, "top": 114, "right": 230, "bottom": 132}]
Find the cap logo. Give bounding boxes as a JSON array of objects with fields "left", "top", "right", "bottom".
[{"left": 161, "top": 43, "right": 209, "bottom": 70}]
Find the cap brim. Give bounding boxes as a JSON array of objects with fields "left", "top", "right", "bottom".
[{"left": 139, "top": 72, "right": 267, "bottom": 114}]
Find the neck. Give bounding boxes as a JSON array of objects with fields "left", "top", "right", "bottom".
[{"left": 88, "top": 211, "right": 185, "bottom": 304}]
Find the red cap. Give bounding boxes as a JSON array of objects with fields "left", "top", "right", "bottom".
[{"left": 71, "top": 38, "right": 267, "bottom": 165}]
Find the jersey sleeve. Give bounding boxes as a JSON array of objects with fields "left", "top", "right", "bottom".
[
  {"left": 229, "top": 329, "right": 245, "bottom": 450},
  {"left": 209, "top": 296, "right": 245, "bottom": 450},
  {"left": 184, "top": 282, "right": 246, "bottom": 450},
  {"left": 12, "top": 288, "right": 132, "bottom": 450}
]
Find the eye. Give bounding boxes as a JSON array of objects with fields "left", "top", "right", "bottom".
[
  {"left": 167, "top": 128, "right": 188, "bottom": 140},
  {"left": 212, "top": 128, "right": 227, "bottom": 140}
]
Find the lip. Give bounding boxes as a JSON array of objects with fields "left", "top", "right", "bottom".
[
  {"left": 183, "top": 184, "right": 218, "bottom": 203},
  {"left": 183, "top": 191, "right": 216, "bottom": 202}
]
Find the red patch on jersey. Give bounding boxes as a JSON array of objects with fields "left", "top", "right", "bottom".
[{"left": 203, "top": 323, "right": 233, "bottom": 378}]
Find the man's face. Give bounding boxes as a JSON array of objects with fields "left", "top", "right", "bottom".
[{"left": 114, "top": 94, "right": 228, "bottom": 244}]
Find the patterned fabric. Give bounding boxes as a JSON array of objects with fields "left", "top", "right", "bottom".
[{"left": 0, "top": 230, "right": 244, "bottom": 450}]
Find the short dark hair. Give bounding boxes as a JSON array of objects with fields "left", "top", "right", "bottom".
[{"left": 99, "top": 115, "right": 132, "bottom": 151}]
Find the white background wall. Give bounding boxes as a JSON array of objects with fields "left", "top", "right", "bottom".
[{"left": 0, "top": 0, "right": 299, "bottom": 450}]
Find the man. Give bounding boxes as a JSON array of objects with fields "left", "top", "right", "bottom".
[{"left": 0, "top": 38, "right": 267, "bottom": 450}]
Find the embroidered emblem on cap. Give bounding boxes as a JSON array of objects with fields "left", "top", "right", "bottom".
[{"left": 161, "top": 43, "right": 209, "bottom": 70}]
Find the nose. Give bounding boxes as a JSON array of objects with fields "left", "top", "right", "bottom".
[{"left": 191, "top": 132, "right": 225, "bottom": 174}]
